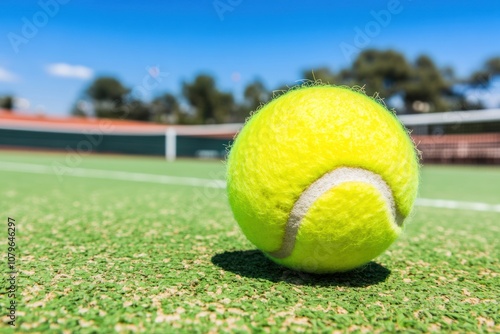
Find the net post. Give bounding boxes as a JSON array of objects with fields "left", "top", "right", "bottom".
[{"left": 165, "top": 128, "right": 177, "bottom": 161}]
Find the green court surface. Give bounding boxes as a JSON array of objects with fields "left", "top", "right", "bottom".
[{"left": 1, "top": 151, "right": 499, "bottom": 333}]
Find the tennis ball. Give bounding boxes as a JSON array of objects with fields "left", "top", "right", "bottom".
[{"left": 227, "top": 85, "right": 419, "bottom": 274}]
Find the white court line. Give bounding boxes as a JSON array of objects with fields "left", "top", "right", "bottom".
[
  {"left": 0, "top": 161, "right": 225, "bottom": 189},
  {"left": 415, "top": 198, "right": 500, "bottom": 213},
  {"left": 1, "top": 161, "right": 499, "bottom": 213}
]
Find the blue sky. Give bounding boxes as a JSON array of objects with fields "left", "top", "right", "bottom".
[{"left": 1, "top": 0, "right": 499, "bottom": 115}]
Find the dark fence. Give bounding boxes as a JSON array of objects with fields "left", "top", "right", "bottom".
[
  {"left": 2, "top": 126, "right": 500, "bottom": 164},
  {"left": 0, "top": 128, "right": 230, "bottom": 158}
]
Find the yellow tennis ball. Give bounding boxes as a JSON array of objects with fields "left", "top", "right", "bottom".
[{"left": 227, "top": 85, "right": 419, "bottom": 274}]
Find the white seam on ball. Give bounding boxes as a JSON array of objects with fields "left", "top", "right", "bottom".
[{"left": 267, "top": 167, "right": 401, "bottom": 259}]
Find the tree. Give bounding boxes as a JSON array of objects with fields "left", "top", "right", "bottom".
[
  {"left": 86, "top": 77, "right": 129, "bottom": 102},
  {"left": 402, "top": 55, "right": 451, "bottom": 113},
  {"left": 302, "top": 67, "right": 336, "bottom": 84},
  {"left": 486, "top": 57, "right": 500, "bottom": 74},
  {"left": 468, "top": 56, "right": 500, "bottom": 87},
  {"left": 151, "top": 93, "right": 180, "bottom": 124},
  {"left": 82, "top": 76, "right": 154, "bottom": 121},
  {"left": 0, "top": 95, "right": 14, "bottom": 111},
  {"left": 85, "top": 77, "right": 131, "bottom": 119},
  {"left": 182, "top": 74, "right": 235, "bottom": 124},
  {"left": 336, "top": 50, "right": 464, "bottom": 113},
  {"left": 458, "top": 56, "right": 500, "bottom": 109},
  {"left": 346, "top": 49, "right": 411, "bottom": 98},
  {"left": 240, "top": 80, "right": 270, "bottom": 119},
  {"left": 123, "top": 99, "right": 151, "bottom": 121}
]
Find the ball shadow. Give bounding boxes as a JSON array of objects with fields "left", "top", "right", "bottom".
[{"left": 211, "top": 250, "right": 391, "bottom": 287}]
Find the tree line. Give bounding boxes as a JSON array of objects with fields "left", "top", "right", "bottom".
[
  {"left": 1, "top": 49, "right": 499, "bottom": 123},
  {"left": 0, "top": 96, "right": 13, "bottom": 110}
]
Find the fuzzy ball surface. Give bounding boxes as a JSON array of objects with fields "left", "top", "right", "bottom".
[{"left": 226, "top": 86, "right": 419, "bottom": 273}]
